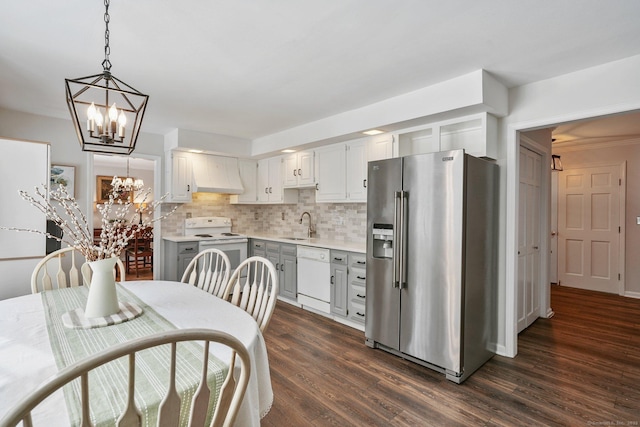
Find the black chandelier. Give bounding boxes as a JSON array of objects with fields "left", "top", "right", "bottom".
[{"left": 65, "top": 0, "right": 148, "bottom": 155}]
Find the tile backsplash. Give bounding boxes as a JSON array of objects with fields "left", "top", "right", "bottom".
[{"left": 161, "top": 189, "right": 366, "bottom": 243}]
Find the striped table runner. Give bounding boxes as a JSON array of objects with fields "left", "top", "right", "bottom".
[{"left": 41, "top": 285, "right": 227, "bottom": 427}]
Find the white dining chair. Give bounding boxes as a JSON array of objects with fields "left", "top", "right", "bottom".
[
  {"left": 31, "top": 247, "right": 126, "bottom": 294},
  {"left": 223, "top": 256, "right": 279, "bottom": 332},
  {"left": 181, "top": 248, "right": 231, "bottom": 298},
  {"left": 0, "top": 329, "right": 251, "bottom": 427}
]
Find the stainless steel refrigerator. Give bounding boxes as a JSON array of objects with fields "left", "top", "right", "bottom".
[{"left": 365, "top": 149, "right": 498, "bottom": 383}]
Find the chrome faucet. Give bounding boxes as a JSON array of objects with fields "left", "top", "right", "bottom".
[{"left": 299, "top": 211, "right": 315, "bottom": 238}]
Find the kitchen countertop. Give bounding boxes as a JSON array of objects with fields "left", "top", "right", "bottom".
[
  {"left": 162, "top": 235, "right": 205, "bottom": 243},
  {"left": 162, "top": 234, "right": 366, "bottom": 253},
  {"left": 247, "top": 234, "right": 366, "bottom": 254}
]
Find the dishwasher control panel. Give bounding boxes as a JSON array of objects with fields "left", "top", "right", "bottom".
[{"left": 297, "top": 246, "right": 329, "bottom": 262}]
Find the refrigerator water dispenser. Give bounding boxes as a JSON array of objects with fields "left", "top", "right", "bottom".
[{"left": 372, "top": 224, "right": 393, "bottom": 258}]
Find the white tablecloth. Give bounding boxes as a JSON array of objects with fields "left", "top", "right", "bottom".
[{"left": 0, "top": 280, "right": 273, "bottom": 426}]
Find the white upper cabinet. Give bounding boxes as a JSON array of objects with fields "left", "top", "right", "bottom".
[
  {"left": 396, "top": 127, "right": 437, "bottom": 157},
  {"left": 315, "top": 133, "right": 395, "bottom": 203},
  {"left": 367, "top": 133, "right": 395, "bottom": 162},
  {"left": 230, "top": 159, "right": 258, "bottom": 204},
  {"left": 165, "top": 150, "right": 192, "bottom": 203},
  {"left": 346, "top": 139, "right": 368, "bottom": 202},
  {"left": 257, "top": 156, "right": 297, "bottom": 204},
  {"left": 315, "top": 144, "right": 347, "bottom": 202},
  {"left": 395, "top": 112, "right": 497, "bottom": 159},
  {"left": 283, "top": 150, "right": 315, "bottom": 188},
  {"left": 268, "top": 157, "right": 283, "bottom": 202}
]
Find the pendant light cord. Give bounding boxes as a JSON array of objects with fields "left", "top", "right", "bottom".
[{"left": 102, "top": 0, "right": 112, "bottom": 73}]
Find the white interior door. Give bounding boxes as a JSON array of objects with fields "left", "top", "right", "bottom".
[
  {"left": 517, "top": 147, "right": 542, "bottom": 333},
  {"left": 558, "top": 165, "right": 621, "bottom": 294}
]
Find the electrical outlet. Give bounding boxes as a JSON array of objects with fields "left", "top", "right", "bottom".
[
  {"left": 254, "top": 212, "right": 259, "bottom": 220},
  {"left": 186, "top": 212, "right": 192, "bottom": 219},
  {"left": 281, "top": 212, "right": 285, "bottom": 221}
]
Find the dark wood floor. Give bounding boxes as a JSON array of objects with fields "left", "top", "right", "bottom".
[
  {"left": 123, "top": 265, "right": 153, "bottom": 281},
  {"left": 261, "top": 285, "right": 640, "bottom": 426}
]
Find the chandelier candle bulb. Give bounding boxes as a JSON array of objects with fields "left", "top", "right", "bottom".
[
  {"left": 95, "top": 113, "right": 103, "bottom": 135},
  {"left": 118, "top": 110, "right": 126, "bottom": 138},
  {"left": 87, "top": 102, "right": 97, "bottom": 132},
  {"left": 109, "top": 103, "right": 118, "bottom": 135}
]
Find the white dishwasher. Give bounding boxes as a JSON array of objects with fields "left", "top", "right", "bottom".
[{"left": 297, "top": 246, "right": 331, "bottom": 314}]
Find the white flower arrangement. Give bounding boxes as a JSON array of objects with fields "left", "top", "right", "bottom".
[{"left": 1, "top": 180, "right": 176, "bottom": 261}]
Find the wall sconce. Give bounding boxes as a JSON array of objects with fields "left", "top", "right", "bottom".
[{"left": 551, "top": 154, "right": 563, "bottom": 171}]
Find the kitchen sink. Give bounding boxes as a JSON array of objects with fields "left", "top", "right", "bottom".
[{"left": 280, "top": 236, "right": 309, "bottom": 241}]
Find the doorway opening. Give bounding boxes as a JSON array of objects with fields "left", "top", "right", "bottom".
[
  {"left": 91, "top": 154, "right": 160, "bottom": 281},
  {"left": 516, "top": 111, "right": 638, "bottom": 337}
]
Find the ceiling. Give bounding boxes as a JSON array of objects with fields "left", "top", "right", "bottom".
[{"left": 2, "top": 0, "right": 640, "bottom": 143}]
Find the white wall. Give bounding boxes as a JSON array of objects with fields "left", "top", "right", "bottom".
[{"left": 0, "top": 108, "right": 164, "bottom": 299}]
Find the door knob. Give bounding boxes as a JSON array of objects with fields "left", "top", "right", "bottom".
[{"left": 551, "top": 231, "right": 557, "bottom": 236}]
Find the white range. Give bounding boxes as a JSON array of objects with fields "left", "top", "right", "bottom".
[{"left": 183, "top": 216, "right": 248, "bottom": 272}]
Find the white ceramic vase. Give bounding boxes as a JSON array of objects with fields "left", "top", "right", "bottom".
[{"left": 84, "top": 257, "right": 120, "bottom": 318}]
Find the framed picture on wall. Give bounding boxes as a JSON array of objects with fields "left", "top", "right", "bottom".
[
  {"left": 50, "top": 165, "right": 76, "bottom": 198},
  {"left": 97, "top": 175, "right": 131, "bottom": 203}
]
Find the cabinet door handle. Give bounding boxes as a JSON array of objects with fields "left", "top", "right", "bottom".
[
  {"left": 269, "top": 187, "right": 273, "bottom": 193},
  {"left": 265, "top": 187, "right": 268, "bottom": 194},
  {"left": 316, "top": 183, "right": 319, "bottom": 191},
  {"left": 298, "top": 168, "right": 302, "bottom": 176},
  {"left": 280, "top": 264, "right": 284, "bottom": 271},
  {"left": 357, "top": 275, "right": 366, "bottom": 280},
  {"left": 330, "top": 275, "right": 335, "bottom": 284},
  {"left": 293, "top": 169, "right": 297, "bottom": 176},
  {"left": 356, "top": 261, "right": 366, "bottom": 265},
  {"left": 334, "top": 257, "right": 343, "bottom": 262},
  {"left": 356, "top": 312, "right": 365, "bottom": 317},
  {"left": 356, "top": 293, "right": 365, "bottom": 299},
  {"left": 184, "top": 248, "right": 194, "bottom": 252},
  {"left": 187, "top": 184, "right": 190, "bottom": 192},
  {"left": 275, "top": 262, "right": 280, "bottom": 270},
  {"left": 363, "top": 179, "right": 367, "bottom": 188},
  {"left": 533, "top": 246, "right": 539, "bottom": 250}
]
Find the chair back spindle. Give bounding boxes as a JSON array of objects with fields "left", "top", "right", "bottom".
[
  {"left": 181, "top": 249, "right": 231, "bottom": 298},
  {"left": 31, "top": 247, "right": 125, "bottom": 294},
  {"left": 225, "top": 256, "right": 278, "bottom": 332}
]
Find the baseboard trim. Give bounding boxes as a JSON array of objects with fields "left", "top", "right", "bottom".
[
  {"left": 495, "top": 343, "right": 509, "bottom": 358},
  {"left": 624, "top": 291, "right": 640, "bottom": 299}
]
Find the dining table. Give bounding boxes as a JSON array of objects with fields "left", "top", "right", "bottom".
[{"left": 0, "top": 280, "right": 273, "bottom": 426}]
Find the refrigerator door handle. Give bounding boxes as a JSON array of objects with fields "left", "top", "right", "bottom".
[
  {"left": 393, "top": 191, "right": 402, "bottom": 288},
  {"left": 399, "top": 191, "right": 408, "bottom": 289}
]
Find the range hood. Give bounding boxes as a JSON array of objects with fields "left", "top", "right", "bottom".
[{"left": 191, "top": 154, "right": 244, "bottom": 194}]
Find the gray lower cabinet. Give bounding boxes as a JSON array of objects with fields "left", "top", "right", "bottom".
[
  {"left": 164, "top": 240, "right": 198, "bottom": 282},
  {"left": 251, "top": 238, "right": 365, "bottom": 327},
  {"left": 266, "top": 242, "right": 297, "bottom": 301},
  {"left": 330, "top": 251, "right": 348, "bottom": 317},
  {"left": 347, "top": 253, "right": 366, "bottom": 325},
  {"left": 250, "top": 239, "right": 266, "bottom": 258}
]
